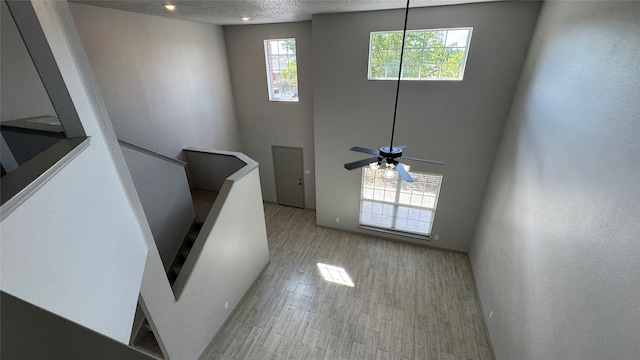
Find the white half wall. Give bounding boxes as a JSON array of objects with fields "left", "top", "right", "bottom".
[
  {"left": 138, "top": 159, "right": 270, "bottom": 359},
  {"left": 69, "top": 3, "right": 242, "bottom": 159},
  {"left": 1, "top": 0, "right": 151, "bottom": 344},
  {"left": 312, "top": 2, "right": 541, "bottom": 251},
  {"left": 469, "top": 1, "right": 640, "bottom": 359},
  {"left": 224, "top": 21, "right": 316, "bottom": 208}
]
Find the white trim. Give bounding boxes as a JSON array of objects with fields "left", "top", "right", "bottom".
[{"left": 118, "top": 139, "right": 187, "bottom": 167}]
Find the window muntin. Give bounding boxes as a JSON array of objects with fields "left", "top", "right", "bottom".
[
  {"left": 360, "top": 168, "right": 442, "bottom": 236},
  {"left": 368, "top": 27, "right": 472, "bottom": 81},
  {"left": 264, "top": 38, "right": 299, "bottom": 102}
]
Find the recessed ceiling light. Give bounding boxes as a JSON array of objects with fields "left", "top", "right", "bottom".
[
  {"left": 241, "top": 16, "right": 250, "bottom": 21},
  {"left": 164, "top": 4, "right": 176, "bottom": 11}
]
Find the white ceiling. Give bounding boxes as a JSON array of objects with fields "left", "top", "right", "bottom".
[{"left": 70, "top": 0, "right": 498, "bottom": 25}]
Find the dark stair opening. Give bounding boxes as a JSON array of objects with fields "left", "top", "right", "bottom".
[{"left": 131, "top": 188, "right": 218, "bottom": 357}]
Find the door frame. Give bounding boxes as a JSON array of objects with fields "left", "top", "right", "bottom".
[{"left": 272, "top": 145, "right": 305, "bottom": 208}]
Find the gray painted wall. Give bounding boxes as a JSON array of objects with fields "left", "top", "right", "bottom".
[
  {"left": 1, "top": 292, "right": 155, "bottom": 360},
  {"left": 1, "top": 130, "right": 62, "bottom": 165},
  {"left": 1, "top": 0, "right": 150, "bottom": 343},
  {"left": 185, "top": 149, "right": 246, "bottom": 192},
  {"left": 224, "top": 21, "right": 316, "bottom": 208},
  {"left": 1, "top": 1, "right": 56, "bottom": 121},
  {"left": 121, "top": 145, "right": 195, "bottom": 270},
  {"left": 312, "top": 2, "right": 541, "bottom": 251},
  {"left": 69, "top": 3, "right": 242, "bottom": 159},
  {"left": 469, "top": 1, "right": 640, "bottom": 359}
]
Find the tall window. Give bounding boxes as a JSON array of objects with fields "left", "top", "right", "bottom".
[
  {"left": 360, "top": 168, "right": 442, "bottom": 236},
  {"left": 264, "top": 38, "right": 299, "bottom": 102},
  {"left": 368, "top": 27, "right": 472, "bottom": 81}
]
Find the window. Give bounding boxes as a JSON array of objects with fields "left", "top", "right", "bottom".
[
  {"left": 368, "top": 27, "right": 472, "bottom": 81},
  {"left": 360, "top": 167, "right": 442, "bottom": 236},
  {"left": 264, "top": 38, "right": 298, "bottom": 102}
]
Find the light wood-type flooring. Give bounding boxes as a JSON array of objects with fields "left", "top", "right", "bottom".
[{"left": 201, "top": 204, "right": 493, "bottom": 360}]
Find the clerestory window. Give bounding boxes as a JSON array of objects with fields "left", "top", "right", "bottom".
[
  {"left": 264, "top": 38, "right": 299, "bottom": 102},
  {"left": 368, "top": 27, "right": 473, "bottom": 81}
]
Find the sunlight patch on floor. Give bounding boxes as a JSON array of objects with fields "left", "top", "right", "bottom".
[{"left": 317, "top": 263, "right": 355, "bottom": 287}]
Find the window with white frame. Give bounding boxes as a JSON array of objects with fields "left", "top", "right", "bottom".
[
  {"left": 360, "top": 167, "right": 442, "bottom": 236},
  {"left": 368, "top": 27, "right": 472, "bottom": 81},
  {"left": 264, "top": 38, "right": 299, "bottom": 102}
]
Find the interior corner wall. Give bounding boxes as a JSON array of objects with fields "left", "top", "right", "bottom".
[
  {"left": 469, "top": 1, "right": 640, "bottom": 359},
  {"left": 120, "top": 146, "right": 195, "bottom": 270},
  {"left": 224, "top": 21, "right": 316, "bottom": 208},
  {"left": 312, "top": 2, "right": 541, "bottom": 251},
  {"left": 68, "top": 3, "right": 242, "bottom": 159},
  {"left": 0, "top": 0, "right": 56, "bottom": 121}
]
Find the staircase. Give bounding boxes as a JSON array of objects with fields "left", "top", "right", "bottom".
[
  {"left": 120, "top": 145, "right": 269, "bottom": 360},
  {"left": 131, "top": 188, "right": 218, "bottom": 358}
]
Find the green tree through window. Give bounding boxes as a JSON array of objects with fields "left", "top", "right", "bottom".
[{"left": 369, "top": 28, "right": 472, "bottom": 80}]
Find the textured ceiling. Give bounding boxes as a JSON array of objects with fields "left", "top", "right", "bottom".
[{"left": 70, "top": 0, "right": 498, "bottom": 25}]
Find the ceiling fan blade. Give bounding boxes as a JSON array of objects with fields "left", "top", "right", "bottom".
[
  {"left": 350, "top": 146, "right": 379, "bottom": 156},
  {"left": 402, "top": 156, "right": 444, "bottom": 165},
  {"left": 344, "top": 157, "right": 380, "bottom": 170},
  {"left": 396, "top": 162, "right": 414, "bottom": 182}
]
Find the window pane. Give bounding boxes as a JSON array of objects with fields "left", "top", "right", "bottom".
[
  {"left": 444, "top": 48, "right": 465, "bottom": 62},
  {"left": 405, "top": 49, "right": 422, "bottom": 62},
  {"left": 410, "top": 194, "right": 423, "bottom": 206},
  {"left": 372, "top": 48, "right": 386, "bottom": 61},
  {"left": 370, "top": 63, "right": 385, "bottom": 78},
  {"left": 386, "top": 49, "right": 401, "bottom": 64},
  {"left": 403, "top": 63, "right": 420, "bottom": 78},
  {"left": 384, "top": 177, "right": 397, "bottom": 190},
  {"left": 426, "top": 31, "right": 446, "bottom": 47},
  {"left": 372, "top": 33, "right": 389, "bottom": 49},
  {"left": 363, "top": 187, "right": 375, "bottom": 198},
  {"left": 445, "top": 29, "right": 469, "bottom": 47},
  {"left": 360, "top": 200, "right": 394, "bottom": 228},
  {"left": 422, "top": 195, "right": 437, "bottom": 208},
  {"left": 384, "top": 190, "right": 396, "bottom": 202},
  {"left": 399, "top": 192, "right": 411, "bottom": 204},
  {"left": 395, "top": 206, "right": 433, "bottom": 234},
  {"left": 405, "top": 31, "right": 425, "bottom": 49},
  {"left": 422, "top": 48, "right": 443, "bottom": 63},
  {"left": 388, "top": 32, "right": 403, "bottom": 49},
  {"left": 386, "top": 61, "right": 400, "bottom": 78},
  {"left": 420, "top": 63, "right": 440, "bottom": 78},
  {"left": 441, "top": 63, "right": 462, "bottom": 78}
]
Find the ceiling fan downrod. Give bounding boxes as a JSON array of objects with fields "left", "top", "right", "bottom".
[
  {"left": 343, "top": 0, "right": 444, "bottom": 182},
  {"left": 389, "top": 0, "right": 411, "bottom": 153}
]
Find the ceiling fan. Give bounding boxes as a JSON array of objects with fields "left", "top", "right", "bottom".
[{"left": 343, "top": 0, "right": 443, "bottom": 182}]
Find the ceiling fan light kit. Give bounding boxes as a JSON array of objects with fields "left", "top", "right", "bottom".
[{"left": 343, "top": 0, "right": 443, "bottom": 182}]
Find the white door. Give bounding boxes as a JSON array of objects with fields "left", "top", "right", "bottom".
[{"left": 272, "top": 146, "right": 304, "bottom": 208}]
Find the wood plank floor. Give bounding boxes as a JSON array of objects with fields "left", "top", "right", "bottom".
[{"left": 201, "top": 204, "right": 493, "bottom": 360}]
